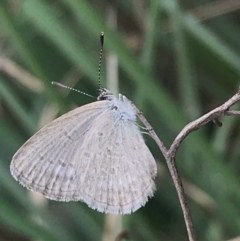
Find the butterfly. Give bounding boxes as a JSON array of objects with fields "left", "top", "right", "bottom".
[{"left": 10, "top": 86, "right": 157, "bottom": 214}]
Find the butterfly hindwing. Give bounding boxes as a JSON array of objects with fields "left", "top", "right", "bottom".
[{"left": 74, "top": 103, "right": 157, "bottom": 214}]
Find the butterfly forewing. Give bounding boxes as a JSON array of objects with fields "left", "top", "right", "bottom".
[{"left": 10, "top": 100, "right": 110, "bottom": 201}]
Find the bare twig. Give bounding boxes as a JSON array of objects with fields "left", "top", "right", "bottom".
[
  {"left": 169, "top": 91, "right": 240, "bottom": 157},
  {"left": 133, "top": 104, "right": 196, "bottom": 241},
  {"left": 131, "top": 89, "right": 240, "bottom": 241}
]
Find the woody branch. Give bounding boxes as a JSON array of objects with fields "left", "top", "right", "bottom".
[{"left": 132, "top": 87, "right": 240, "bottom": 241}]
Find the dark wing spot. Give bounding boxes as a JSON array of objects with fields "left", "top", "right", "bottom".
[
  {"left": 63, "top": 131, "right": 74, "bottom": 140},
  {"left": 59, "top": 160, "right": 66, "bottom": 167},
  {"left": 98, "top": 132, "right": 103, "bottom": 136},
  {"left": 111, "top": 105, "right": 118, "bottom": 111}
]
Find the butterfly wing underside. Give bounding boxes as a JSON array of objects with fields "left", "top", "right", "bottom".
[
  {"left": 10, "top": 100, "right": 110, "bottom": 201},
  {"left": 11, "top": 97, "right": 157, "bottom": 214}
]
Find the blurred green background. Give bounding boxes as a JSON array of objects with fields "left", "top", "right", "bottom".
[{"left": 1, "top": 0, "right": 240, "bottom": 240}]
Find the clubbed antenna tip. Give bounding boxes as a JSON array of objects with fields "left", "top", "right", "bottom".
[
  {"left": 98, "top": 31, "right": 104, "bottom": 90},
  {"left": 100, "top": 32, "right": 104, "bottom": 47}
]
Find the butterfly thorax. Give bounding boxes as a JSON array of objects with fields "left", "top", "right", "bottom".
[
  {"left": 117, "top": 94, "right": 137, "bottom": 122},
  {"left": 97, "top": 87, "right": 137, "bottom": 122}
]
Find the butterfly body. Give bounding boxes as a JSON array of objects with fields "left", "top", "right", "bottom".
[{"left": 11, "top": 89, "right": 157, "bottom": 214}]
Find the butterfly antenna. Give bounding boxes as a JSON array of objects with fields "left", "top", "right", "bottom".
[
  {"left": 51, "top": 81, "right": 95, "bottom": 98},
  {"left": 98, "top": 31, "right": 104, "bottom": 90}
]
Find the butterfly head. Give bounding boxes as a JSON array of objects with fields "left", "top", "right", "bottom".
[{"left": 97, "top": 87, "right": 115, "bottom": 101}]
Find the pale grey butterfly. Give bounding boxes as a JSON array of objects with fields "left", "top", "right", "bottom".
[{"left": 10, "top": 33, "right": 157, "bottom": 214}]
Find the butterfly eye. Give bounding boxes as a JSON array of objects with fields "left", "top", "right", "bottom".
[{"left": 97, "top": 88, "right": 114, "bottom": 100}]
